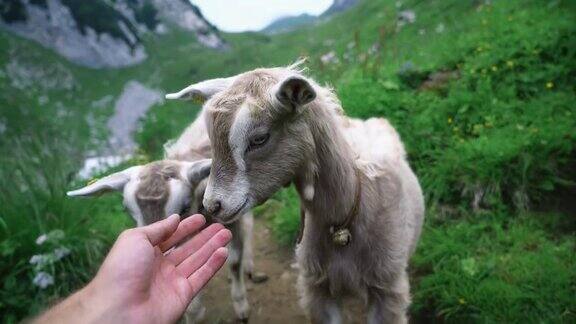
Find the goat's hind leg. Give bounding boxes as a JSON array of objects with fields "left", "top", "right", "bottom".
[
  {"left": 241, "top": 211, "right": 268, "bottom": 283},
  {"left": 367, "top": 271, "right": 411, "bottom": 324},
  {"left": 228, "top": 221, "right": 250, "bottom": 322}
]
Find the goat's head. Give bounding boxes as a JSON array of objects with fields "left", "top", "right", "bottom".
[
  {"left": 166, "top": 66, "right": 317, "bottom": 224},
  {"left": 67, "top": 159, "right": 211, "bottom": 226}
]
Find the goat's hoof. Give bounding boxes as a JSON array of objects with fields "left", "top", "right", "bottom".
[
  {"left": 248, "top": 271, "right": 269, "bottom": 283},
  {"left": 235, "top": 317, "right": 249, "bottom": 324}
]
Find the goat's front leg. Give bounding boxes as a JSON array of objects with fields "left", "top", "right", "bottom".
[
  {"left": 181, "top": 293, "right": 205, "bottom": 324},
  {"left": 367, "top": 271, "right": 411, "bottom": 324},
  {"left": 228, "top": 221, "right": 250, "bottom": 322},
  {"left": 298, "top": 275, "right": 342, "bottom": 324},
  {"left": 241, "top": 211, "right": 268, "bottom": 283}
]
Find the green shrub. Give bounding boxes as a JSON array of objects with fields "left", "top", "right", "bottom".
[{"left": 254, "top": 186, "right": 301, "bottom": 246}]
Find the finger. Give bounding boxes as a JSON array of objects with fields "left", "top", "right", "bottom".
[
  {"left": 166, "top": 223, "right": 225, "bottom": 264},
  {"left": 176, "top": 229, "right": 231, "bottom": 278},
  {"left": 159, "top": 214, "right": 206, "bottom": 252},
  {"left": 139, "top": 214, "right": 180, "bottom": 246},
  {"left": 187, "top": 247, "right": 228, "bottom": 297}
]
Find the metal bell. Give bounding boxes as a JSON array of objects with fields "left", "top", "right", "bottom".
[{"left": 332, "top": 228, "right": 351, "bottom": 246}]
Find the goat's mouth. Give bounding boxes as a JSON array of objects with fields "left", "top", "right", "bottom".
[{"left": 217, "top": 198, "right": 250, "bottom": 224}]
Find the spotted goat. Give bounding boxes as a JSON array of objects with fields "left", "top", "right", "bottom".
[{"left": 67, "top": 96, "right": 267, "bottom": 322}]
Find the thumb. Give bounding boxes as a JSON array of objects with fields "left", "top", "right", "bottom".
[{"left": 139, "top": 214, "right": 180, "bottom": 246}]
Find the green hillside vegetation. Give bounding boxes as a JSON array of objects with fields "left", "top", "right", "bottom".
[
  {"left": 262, "top": 14, "right": 317, "bottom": 34},
  {"left": 1, "top": 0, "right": 574, "bottom": 322}
]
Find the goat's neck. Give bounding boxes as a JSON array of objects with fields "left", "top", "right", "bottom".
[{"left": 295, "top": 107, "right": 357, "bottom": 226}]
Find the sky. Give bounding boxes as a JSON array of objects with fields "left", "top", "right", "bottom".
[{"left": 191, "top": 0, "right": 333, "bottom": 32}]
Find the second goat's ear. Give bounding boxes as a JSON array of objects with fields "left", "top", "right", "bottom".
[
  {"left": 275, "top": 76, "right": 317, "bottom": 111},
  {"left": 165, "top": 76, "right": 236, "bottom": 102},
  {"left": 67, "top": 166, "right": 141, "bottom": 197},
  {"left": 184, "top": 159, "right": 212, "bottom": 185}
]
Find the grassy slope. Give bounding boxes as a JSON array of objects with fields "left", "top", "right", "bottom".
[{"left": 1, "top": 0, "right": 575, "bottom": 322}]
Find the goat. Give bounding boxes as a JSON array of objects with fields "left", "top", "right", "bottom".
[
  {"left": 67, "top": 102, "right": 267, "bottom": 322},
  {"left": 167, "top": 63, "right": 425, "bottom": 323}
]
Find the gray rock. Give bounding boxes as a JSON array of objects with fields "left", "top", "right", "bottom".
[
  {"left": 107, "top": 81, "right": 163, "bottom": 154},
  {"left": 0, "top": 0, "right": 146, "bottom": 68},
  {"left": 151, "top": 0, "right": 227, "bottom": 49}
]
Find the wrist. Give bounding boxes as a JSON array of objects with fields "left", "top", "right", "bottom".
[{"left": 79, "top": 279, "right": 128, "bottom": 323}]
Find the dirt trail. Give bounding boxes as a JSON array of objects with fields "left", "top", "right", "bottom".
[{"left": 201, "top": 217, "right": 364, "bottom": 323}]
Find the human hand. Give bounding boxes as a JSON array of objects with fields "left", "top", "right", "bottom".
[{"left": 36, "top": 214, "right": 231, "bottom": 324}]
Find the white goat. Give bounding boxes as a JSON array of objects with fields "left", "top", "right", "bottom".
[
  {"left": 67, "top": 103, "right": 267, "bottom": 322},
  {"left": 168, "top": 64, "right": 425, "bottom": 323}
]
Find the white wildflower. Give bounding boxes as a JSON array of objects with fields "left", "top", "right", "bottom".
[
  {"left": 36, "top": 234, "right": 48, "bottom": 245},
  {"left": 33, "top": 271, "right": 54, "bottom": 289},
  {"left": 54, "top": 247, "right": 71, "bottom": 260},
  {"left": 29, "top": 254, "right": 44, "bottom": 265},
  {"left": 435, "top": 23, "right": 446, "bottom": 33},
  {"left": 397, "top": 10, "right": 417, "bottom": 29},
  {"left": 368, "top": 43, "right": 381, "bottom": 55},
  {"left": 320, "top": 51, "right": 339, "bottom": 65}
]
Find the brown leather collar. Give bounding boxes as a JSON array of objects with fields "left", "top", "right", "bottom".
[{"left": 297, "top": 166, "right": 362, "bottom": 245}]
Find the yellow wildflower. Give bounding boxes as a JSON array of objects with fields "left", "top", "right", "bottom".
[
  {"left": 506, "top": 61, "right": 515, "bottom": 68},
  {"left": 448, "top": 117, "right": 453, "bottom": 124},
  {"left": 546, "top": 81, "right": 554, "bottom": 89},
  {"left": 459, "top": 298, "right": 467, "bottom": 304},
  {"left": 491, "top": 66, "right": 498, "bottom": 72}
]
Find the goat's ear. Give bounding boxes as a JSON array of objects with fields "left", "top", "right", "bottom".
[
  {"left": 165, "top": 77, "right": 236, "bottom": 102},
  {"left": 67, "top": 166, "right": 141, "bottom": 197},
  {"left": 274, "top": 76, "right": 316, "bottom": 111},
  {"left": 183, "top": 159, "right": 212, "bottom": 185}
]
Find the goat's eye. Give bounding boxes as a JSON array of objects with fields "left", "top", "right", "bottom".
[{"left": 249, "top": 133, "right": 270, "bottom": 148}]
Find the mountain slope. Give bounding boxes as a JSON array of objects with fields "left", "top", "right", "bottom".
[
  {"left": 262, "top": 13, "right": 316, "bottom": 34},
  {"left": 0, "top": 0, "right": 226, "bottom": 68}
]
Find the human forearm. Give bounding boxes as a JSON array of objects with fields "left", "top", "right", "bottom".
[{"left": 34, "top": 282, "right": 123, "bottom": 324}]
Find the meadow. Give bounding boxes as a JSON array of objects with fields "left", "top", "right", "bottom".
[{"left": 1, "top": 0, "right": 575, "bottom": 322}]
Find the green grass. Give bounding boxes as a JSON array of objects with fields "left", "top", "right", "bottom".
[
  {"left": 412, "top": 212, "right": 575, "bottom": 322},
  {"left": 0, "top": 0, "right": 575, "bottom": 322}
]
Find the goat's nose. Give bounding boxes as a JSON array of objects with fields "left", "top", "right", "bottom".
[{"left": 205, "top": 200, "right": 221, "bottom": 215}]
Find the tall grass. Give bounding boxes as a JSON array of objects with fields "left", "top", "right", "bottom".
[{"left": 0, "top": 94, "right": 130, "bottom": 322}]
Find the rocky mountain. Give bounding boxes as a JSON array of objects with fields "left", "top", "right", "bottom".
[{"left": 0, "top": 0, "right": 226, "bottom": 68}]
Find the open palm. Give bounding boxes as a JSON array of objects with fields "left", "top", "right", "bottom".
[{"left": 92, "top": 214, "right": 230, "bottom": 323}]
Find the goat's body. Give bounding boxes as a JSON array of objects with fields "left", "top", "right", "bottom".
[
  {"left": 164, "top": 109, "right": 212, "bottom": 161},
  {"left": 295, "top": 97, "right": 424, "bottom": 323}
]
